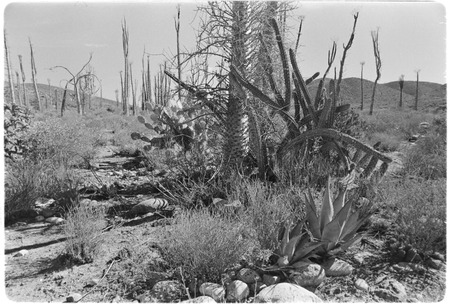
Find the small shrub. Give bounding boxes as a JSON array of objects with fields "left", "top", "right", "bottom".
[
  {"left": 380, "top": 178, "right": 446, "bottom": 253},
  {"left": 402, "top": 132, "right": 446, "bottom": 180},
  {"left": 244, "top": 180, "right": 303, "bottom": 251},
  {"left": 63, "top": 204, "right": 106, "bottom": 264},
  {"left": 160, "top": 209, "right": 256, "bottom": 283}
]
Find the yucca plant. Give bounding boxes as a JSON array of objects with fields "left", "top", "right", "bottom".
[{"left": 305, "top": 174, "right": 370, "bottom": 256}]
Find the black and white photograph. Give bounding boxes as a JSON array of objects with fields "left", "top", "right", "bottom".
[{"left": 3, "top": 0, "right": 447, "bottom": 302}]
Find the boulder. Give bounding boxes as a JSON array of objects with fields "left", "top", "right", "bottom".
[
  {"left": 255, "top": 283, "right": 323, "bottom": 302},
  {"left": 290, "top": 261, "right": 326, "bottom": 288},
  {"left": 374, "top": 279, "right": 407, "bottom": 302},
  {"left": 35, "top": 215, "right": 45, "bottom": 222},
  {"left": 237, "top": 268, "right": 261, "bottom": 284},
  {"left": 322, "top": 258, "right": 354, "bottom": 276},
  {"left": 199, "top": 282, "right": 225, "bottom": 302},
  {"left": 226, "top": 280, "right": 249, "bottom": 302}
]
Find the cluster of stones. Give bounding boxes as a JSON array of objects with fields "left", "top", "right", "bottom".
[
  {"left": 34, "top": 198, "right": 65, "bottom": 225},
  {"left": 386, "top": 238, "right": 446, "bottom": 271}
]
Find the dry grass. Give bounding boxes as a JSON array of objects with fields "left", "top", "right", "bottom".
[
  {"left": 63, "top": 204, "right": 106, "bottom": 264},
  {"left": 160, "top": 208, "right": 256, "bottom": 283}
]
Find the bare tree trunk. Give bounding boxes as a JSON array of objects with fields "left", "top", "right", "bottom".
[
  {"left": 54, "top": 89, "right": 58, "bottom": 111},
  {"left": 175, "top": 5, "right": 182, "bottom": 102},
  {"left": 369, "top": 29, "right": 381, "bottom": 115},
  {"left": 115, "top": 89, "right": 119, "bottom": 107},
  {"left": 18, "top": 55, "right": 28, "bottom": 107},
  {"left": 29, "top": 38, "right": 41, "bottom": 111},
  {"left": 414, "top": 70, "right": 420, "bottom": 110},
  {"left": 122, "top": 19, "right": 130, "bottom": 116},
  {"left": 360, "top": 62, "right": 365, "bottom": 110},
  {"left": 4, "top": 30, "right": 16, "bottom": 104},
  {"left": 16, "top": 72, "right": 23, "bottom": 106},
  {"left": 61, "top": 83, "right": 68, "bottom": 117},
  {"left": 130, "top": 63, "right": 136, "bottom": 116}
]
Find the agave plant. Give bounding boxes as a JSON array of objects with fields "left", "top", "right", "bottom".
[
  {"left": 305, "top": 174, "right": 370, "bottom": 256},
  {"left": 270, "top": 220, "right": 325, "bottom": 269}
]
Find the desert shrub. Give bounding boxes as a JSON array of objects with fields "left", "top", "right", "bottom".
[
  {"left": 4, "top": 157, "right": 80, "bottom": 221},
  {"left": 160, "top": 209, "right": 256, "bottom": 283},
  {"left": 243, "top": 180, "right": 304, "bottom": 251},
  {"left": 63, "top": 204, "right": 106, "bottom": 264},
  {"left": 402, "top": 128, "right": 446, "bottom": 180},
  {"left": 379, "top": 178, "right": 446, "bottom": 253},
  {"left": 24, "top": 115, "right": 98, "bottom": 167},
  {"left": 4, "top": 103, "right": 33, "bottom": 159}
]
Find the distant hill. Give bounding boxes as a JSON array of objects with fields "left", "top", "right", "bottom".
[
  {"left": 308, "top": 77, "right": 446, "bottom": 112},
  {"left": 5, "top": 77, "right": 446, "bottom": 114},
  {"left": 4, "top": 82, "right": 116, "bottom": 111}
]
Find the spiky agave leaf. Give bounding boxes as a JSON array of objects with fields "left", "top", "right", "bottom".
[
  {"left": 279, "top": 221, "right": 292, "bottom": 256},
  {"left": 305, "top": 191, "right": 321, "bottom": 240},
  {"left": 289, "top": 218, "right": 305, "bottom": 239},
  {"left": 290, "top": 241, "right": 327, "bottom": 264},
  {"left": 319, "top": 176, "right": 334, "bottom": 233},
  {"left": 320, "top": 199, "right": 353, "bottom": 251},
  {"left": 332, "top": 188, "right": 347, "bottom": 215},
  {"left": 284, "top": 233, "right": 306, "bottom": 262},
  {"left": 144, "top": 123, "right": 153, "bottom": 130}
]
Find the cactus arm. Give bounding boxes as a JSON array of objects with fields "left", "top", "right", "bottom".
[
  {"left": 280, "top": 128, "right": 392, "bottom": 164},
  {"left": 269, "top": 18, "right": 291, "bottom": 111}
]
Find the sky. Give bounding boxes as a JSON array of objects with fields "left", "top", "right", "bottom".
[{"left": 3, "top": 0, "right": 447, "bottom": 101}]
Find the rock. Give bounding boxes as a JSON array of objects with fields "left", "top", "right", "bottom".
[
  {"left": 408, "top": 134, "right": 420, "bottom": 142},
  {"left": 85, "top": 278, "right": 99, "bottom": 287},
  {"left": 255, "top": 283, "right": 323, "bottom": 303},
  {"left": 151, "top": 280, "right": 185, "bottom": 302},
  {"left": 35, "top": 215, "right": 45, "bottom": 222},
  {"left": 226, "top": 280, "right": 249, "bottom": 302},
  {"left": 374, "top": 279, "right": 407, "bottom": 302},
  {"left": 355, "top": 278, "right": 369, "bottom": 291},
  {"left": 66, "top": 293, "right": 82, "bottom": 302},
  {"left": 425, "top": 258, "right": 445, "bottom": 270},
  {"left": 405, "top": 248, "right": 422, "bottom": 263},
  {"left": 289, "top": 261, "right": 326, "bottom": 288},
  {"left": 128, "top": 198, "right": 169, "bottom": 216},
  {"left": 263, "top": 274, "right": 281, "bottom": 286},
  {"left": 322, "top": 258, "right": 354, "bottom": 276},
  {"left": 45, "top": 217, "right": 65, "bottom": 225},
  {"left": 13, "top": 249, "right": 29, "bottom": 257},
  {"left": 430, "top": 252, "right": 445, "bottom": 262},
  {"left": 237, "top": 268, "right": 261, "bottom": 284},
  {"left": 182, "top": 296, "right": 217, "bottom": 303},
  {"left": 199, "top": 282, "right": 225, "bottom": 302},
  {"left": 419, "top": 122, "right": 430, "bottom": 129}
]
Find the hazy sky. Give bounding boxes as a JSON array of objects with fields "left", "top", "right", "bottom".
[{"left": 3, "top": 1, "right": 447, "bottom": 101}]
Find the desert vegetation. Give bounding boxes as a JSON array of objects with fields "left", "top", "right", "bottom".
[{"left": 4, "top": 2, "right": 446, "bottom": 303}]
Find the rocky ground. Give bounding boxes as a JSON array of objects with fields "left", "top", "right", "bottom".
[{"left": 4, "top": 144, "right": 446, "bottom": 302}]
